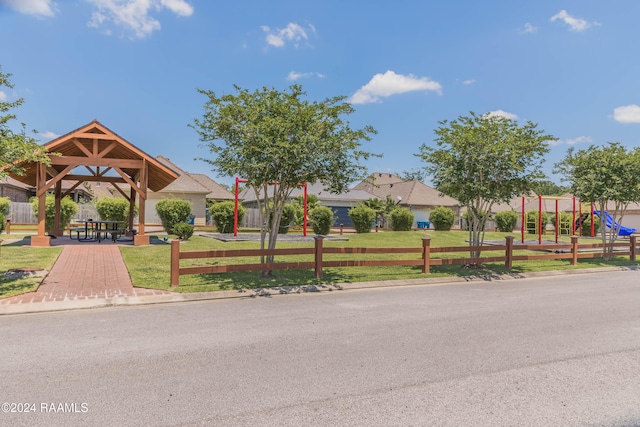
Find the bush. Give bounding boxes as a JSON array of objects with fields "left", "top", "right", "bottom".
[
  {"left": 309, "top": 206, "right": 335, "bottom": 235},
  {"left": 429, "top": 206, "right": 455, "bottom": 231},
  {"left": 270, "top": 204, "right": 297, "bottom": 234},
  {"left": 209, "top": 201, "right": 245, "bottom": 234},
  {"left": 348, "top": 204, "right": 376, "bottom": 233},
  {"left": 0, "top": 197, "right": 10, "bottom": 216},
  {"left": 0, "top": 212, "right": 5, "bottom": 234},
  {"left": 525, "top": 210, "right": 550, "bottom": 234},
  {"left": 579, "top": 214, "right": 600, "bottom": 236},
  {"left": 173, "top": 222, "right": 194, "bottom": 240},
  {"left": 96, "top": 198, "right": 137, "bottom": 222},
  {"left": 389, "top": 207, "right": 414, "bottom": 231},
  {"left": 31, "top": 195, "right": 78, "bottom": 232},
  {"left": 155, "top": 198, "right": 192, "bottom": 234},
  {"left": 494, "top": 210, "right": 519, "bottom": 232}
]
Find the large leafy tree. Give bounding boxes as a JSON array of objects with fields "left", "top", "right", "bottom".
[
  {"left": 192, "top": 84, "right": 377, "bottom": 275},
  {"left": 0, "top": 66, "right": 51, "bottom": 179},
  {"left": 416, "top": 112, "right": 555, "bottom": 260},
  {"left": 554, "top": 142, "right": 640, "bottom": 259}
]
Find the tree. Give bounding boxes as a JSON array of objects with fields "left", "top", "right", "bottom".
[
  {"left": 416, "top": 112, "right": 555, "bottom": 260},
  {"left": 0, "top": 66, "right": 52, "bottom": 179},
  {"left": 397, "top": 168, "right": 426, "bottom": 182},
  {"left": 554, "top": 142, "right": 640, "bottom": 259},
  {"left": 192, "top": 84, "right": 377, "bottom": 276},
  {"left": 531, "top": 179, "right": 569, "bottom": 196}
]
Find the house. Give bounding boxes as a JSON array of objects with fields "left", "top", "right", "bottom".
[
  {"left": 354, "top": 173, "right": 462, "bottom": 227},
  {"left": 238, "top": 181, "right": 378, "bottom": 228}
]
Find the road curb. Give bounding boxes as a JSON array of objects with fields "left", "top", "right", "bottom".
[{"left": 0, "top": 266, "right": 637, "bottom": 316}]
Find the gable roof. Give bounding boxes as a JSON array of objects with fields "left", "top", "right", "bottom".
[
  {"left": 9, "top": 120, "right": 179, "bottom": 193},
  {"left": 354, "top": 173, "right": 459, "bottom": 207},
  {"left": 154, "top": 156, "right": 210, "bottom": 194},
  {"left": 189, "top": 174, "right": 234, "bottom": 200}
]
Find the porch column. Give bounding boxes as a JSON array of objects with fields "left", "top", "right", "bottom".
[
  {"left": 134, "top": 159, "right": 149, "bottom": 246},
  {"left": 51, "top": 181, "right": 64, "bottom": 237},
  {"left": 31, "top": 162, "right": 50, "bottom": 246},
  {"left": 128, "top": 186, "right": 136, "bottom": 236}
]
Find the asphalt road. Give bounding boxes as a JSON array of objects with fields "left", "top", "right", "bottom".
[{"left": 1, "top": 269, "right": 640, "bottom": 426}]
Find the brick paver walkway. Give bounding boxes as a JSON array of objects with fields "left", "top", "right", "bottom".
[{"left": 0, "top": 244, "right": 170, "bottom": 306}]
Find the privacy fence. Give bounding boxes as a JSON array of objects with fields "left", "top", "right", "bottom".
[{"left": 170, "top": 235, "right": 638, "bottom": 286}]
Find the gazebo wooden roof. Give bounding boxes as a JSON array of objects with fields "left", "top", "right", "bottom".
[
  {"left": 9, "top": 120, "right": 179, "bottom": 246},
  {"left": 11, "top": 120, "right": 178, "bottom": 192}
]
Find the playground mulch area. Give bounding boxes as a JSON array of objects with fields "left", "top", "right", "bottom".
[{"left": 200, "top": 233, "right": 350, "bottom": 243}]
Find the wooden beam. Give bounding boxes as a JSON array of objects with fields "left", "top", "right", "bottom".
[
  {"left": 72, "top": 139, "right": 93, "bottom": 157},
  {"left": 63, "top": 175, "right": 126, "bottom": 184},
  {"left": 84, "top": 165, "right": 97, "bottom": 176},
  {"left": 98, "top": 142, "right": 117, "bottom": 158},
  {"left": 62, "top": 180, "right": 84, "bottom": 198},
  {"left": 36, "top": 165, "right": 74, "bottom": 197},
  {"left": 97, "top": 167, "right": 112, "bottom": 177},
  {"left": 113, "top": 166, "right": 145, "bottom": 198},
  {"left": 50, "top": 156, "right": 143, "bottom": 168},
  {"left": 72, "top": 132, "right": 119, "bottom": 141},
  {"left": 111, "top": 182, "right": 131, "bottom": 200}
]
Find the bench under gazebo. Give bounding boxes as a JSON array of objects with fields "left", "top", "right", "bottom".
[{"left": 9, "top": 119, "right": 179, "bottom": 246}]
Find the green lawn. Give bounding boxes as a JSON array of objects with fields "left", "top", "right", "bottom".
[
  {"left": 120, "top": 231, "right": 638, "bottom": 293},
  {"left": 0, "top": 236, "right": 62, "bottom": 298}
]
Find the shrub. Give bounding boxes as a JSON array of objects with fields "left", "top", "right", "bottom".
[
  {"left": 0, "top": 197, "right": 10, "bottom": 216},
  {"left": 270, "top": 204, "right": 297, "bottom": 234},
  {"left": 309, "top": 206, "right": 335, "bottom": 235},
  {"left": 173, "top": 222, "right": 194, "bottom": 240},
  {"left": 494, "top": 210, "right": 519, "bottom": 232},
  {"left": 525, "top": 210, "right": 550, "bottom": 234},
  {"left": 0, "top": 212, "right": 5, "bottom": 233},
  {"left": 96, "top": 198, "right": 137, "bottom": 222},
  {"left": 209, "top": 201, "right": 245, "bottom": 234},
  {"left": 580, "top": 214, "right": 600, "bottom": 236},
  {"left": 31, "top": 195, "right": 78, "bottom": 232},
  {"left": 389, "top": 207, "right": 414, "bottom": 231},
  {"left": 348, "top": 204, "right": 376, "bottom": 233},
  {"left": 155, "top": 198, "right": 192, "bottom": 234},
  {"left": 429, "top": 206, "right": 455, "bottom": 231}
]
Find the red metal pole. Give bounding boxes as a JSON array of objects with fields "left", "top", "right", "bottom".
[
  {"left": 572, "top": 197, "right": 576, "bottom": 236},
  {"left": 303, "top": 183, "right": 308, "bottom": 237},
  {"left": 590, "top": 202, "right": 595, "bottom": 237},
  {"left": 521, "top": 196, "right": 525, "bottom": 244},
  {"left": 579, "top": 201, "right": 583, "bottom": 236},
  {"left": 555, "top": 199, "right": 559, "bottom": 244},
  {"left": 538, "top": 195, "right": 542, "bottom": 245}
]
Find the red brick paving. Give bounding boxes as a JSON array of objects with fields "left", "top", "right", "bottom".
[{"left": 0, "top": 242, "right": 170, "bottom": 306}]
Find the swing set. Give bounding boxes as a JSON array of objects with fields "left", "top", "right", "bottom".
[
  {"left": 233, "top": 177, "right": 308, "bottom": 237},
  {"left": 519, "top": 195, "right": 597, "bottom": 244}
]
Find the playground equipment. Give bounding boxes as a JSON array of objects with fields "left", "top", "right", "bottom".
[
  {"left": 233, "top": 177, "right": 308, "bottom": 237},
  {"left": 594, "top": 210, "right": 637, "bottom": 237}
]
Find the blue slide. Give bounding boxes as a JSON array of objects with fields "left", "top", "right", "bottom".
[{"left": 593, "top": 210, "right": 637, "bottom": 236}]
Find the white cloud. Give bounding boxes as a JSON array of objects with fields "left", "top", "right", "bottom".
[
  {"left": 0, "top": 91, "right": 7, "bottom": 101},
  {"left": 262, "top": 22, "right": 314, "bottom": 48},
  {"left": 350, "top": 70, "right": 442, "bottom": 105},
  {"left": 0, "top": 0, "right": 56, "bottom": 16},
  {"left": 521, "top": 23, "right": 538, "bottom": 34},
  {"left": 485, "top": 110, "right": 519, "bottom": 120},
  {"left": 463, "top": 79, "right": 476, "bottom": 85},
  {"left": 566, "top": 136, "right": 592, "bottom": 145},
  {"left": 86, "top": 0, "right": 194, "bottom": 39},
  {"left": 613, "top": 104, "right": 640, "bottom": 123},
  {"left": 39, "top": 131, "right": 60, "bottom": 141},
  {"left": 550, "top": 10, "right": 599, "bottom": 32},
  {"left": 286, "top": 71, "right": 325, "bottom": 81}
]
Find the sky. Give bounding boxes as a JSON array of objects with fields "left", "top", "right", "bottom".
[{"left": 1, "top": 0, "right": 640, "bottom": 188}]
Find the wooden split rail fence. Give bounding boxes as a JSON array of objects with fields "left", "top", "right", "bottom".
[{"left": 170, "top": 235, "right": 638, "bottom": 287}]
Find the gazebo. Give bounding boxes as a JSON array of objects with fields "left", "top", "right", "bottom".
[{"left": 9, "top": 120, "right": 179, "bottom": 246}]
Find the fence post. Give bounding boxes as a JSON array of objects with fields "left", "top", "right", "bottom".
[
  {"left": 339, "top": 224, "right": 344, "bottom": 235},
  {"left": 630, "top": 235, "right": 637, "bottom": 262},
  {"left": 5, "top": 219, "right": 9, "bottom": 234},
  {"left": 314, "top": 236, "right": 324, "bottom": 279},
  {"left": 505, "top": 236, "right": 514, "bottom": 270},
  {"left": 422, "top": 237, "right": 431, "bottom": 274},
  {"left": 170, "top": 240, "right": 180, "bottom": 287},
  {"left": 571, "top": 236, "right": 579, "bottom": 265}
]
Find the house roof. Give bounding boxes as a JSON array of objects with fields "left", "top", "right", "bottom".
[
  {"left": 154, "top": 156, "right": 210, "bottom": 194},
  {"left": 9, "top": 120, "right": 179, "bottom": 193},
  {"left": 189, "top": 174, "right": 234, "bottom": 200},
  {"left": 355, "top": 174, "right": 460, "bottom": 207},
  {"left": 239, "top": 181, "right": 377, "bottom": 204}
]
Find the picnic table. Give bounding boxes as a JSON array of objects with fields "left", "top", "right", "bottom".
[{"left": 69, "top": 220, "right": 126, "bottom": 242}]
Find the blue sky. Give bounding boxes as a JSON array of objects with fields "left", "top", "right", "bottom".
[{"left": 1, "top": 0, "right": 640, "bottom": 188}]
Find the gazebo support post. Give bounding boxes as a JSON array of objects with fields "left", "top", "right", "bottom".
[
  {"left": 31, "top": 162, "right": 50, "bottom": 246},
  {"left": 134, "top": 159, "right": 149, "bottom": 246},
  {"left": 127, "top": 186, "right": 136, "bottom": 237},
  {"left": 51, "top": 181, "right": 64, "bottom": 237}
]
